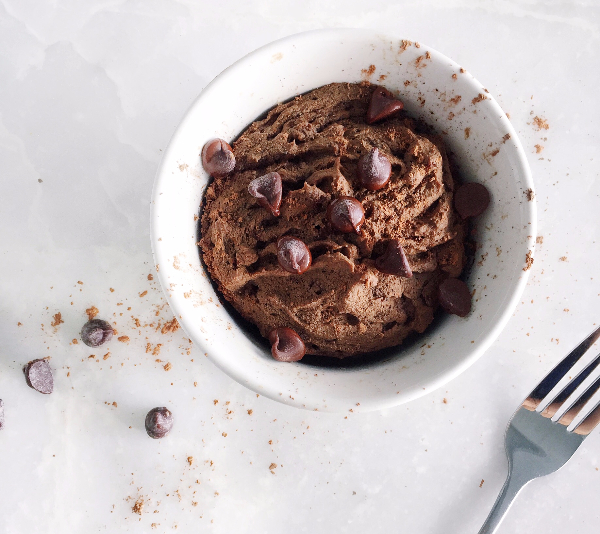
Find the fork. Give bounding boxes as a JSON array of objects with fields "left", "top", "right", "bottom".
[{"left": 478, "top": 325, "right": 600, "bottom": 534}]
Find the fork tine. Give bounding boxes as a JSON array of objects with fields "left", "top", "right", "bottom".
[
  {"left": 555, "top": 373, "right": 600, "bottom": 429},
  {"left": 522, "top": 325, "right": 600, "bottom": 411},
  {"left": 572, "top": 401, "right": 600, "bottom": 436},
  {"left": 541, "top": 352, "right": 600, "bottom": 418}
]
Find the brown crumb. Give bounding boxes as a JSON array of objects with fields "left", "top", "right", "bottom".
[
  {"left": 213, "top": 400, "right": 218, "bottom": 405},
  {"left": 85, "top": 306, "right": 99, "bottom": 320},
  {"left": 502, "top": 133, "right": 511, "bottom": 143},
  {"left": 360, "top": 64, "right": 376, "bottom": 80},
  {"left": 534, "top": 144, "right": 544, "bottom": 153},
  {"left": 112, "top": 401, "right": 117, "bottom": 407},
  {"left": 464, "top": 127, "right": 471, "bottom": 139},
  {"left": 187, "top": 456, "right": 194, "bottom": 466},
  {"left": 443, "top": 398, "right": 448, "bottom": 404},
  {"left": 152, "top": 344, "right": 162, "bottom": 357},
  {"left": 109, "top": 288, "right": 114, "bottom": 292},
  {"left": 163, "top": 362, "right": 172, "bottom": 371},
  {"left": 72, "top": 339, "right": 78, "bottom": 344},
  {"left": 17, "top": 322, "right": 22, "bottom": 326},
  {"left": 460, "top": 67, "right": 465, "bottom": 73},
  {"left": 247, "top": 409, "right": 253, "bottom": 415},
  {"left": 533, "top": 116, "right": 549, "bottom": 131},
  {"left": 161, "top": 318, "right": 180, "bottom": 335},
  {"left": 559, "top": 256, "right": 568, "bottom": 262},
  {"left": 103, "top": 352, "right": 110, "bottom": 360},
  {"left": 490, "top": 149, "right": 499, "bottom": 157},
  {"left": 77, "top": 281, "right": 83, "bottom": 285},
  {"left": 269, "top": 463, "right": 277, "bottom": 470},
  {"left": 404, "top": 80, "right": 411, "bottom": 87},
  {"left": 525, "top": 188, "right": 535, "bottom": 201},
  {"left": 536, "top": 236, "right": 544, "bottom": 244},
  {"left": 139, "top": 290, "right": 148, "bottom": 298},
  {"left": 479, "top": 479, "right": 484, "bottom": 488},
  {"left": 132, "top": 497, "right": 144, "bottom": 515},
  {"left": 222, "top": 432, "right": 227, "bottom": 437},
  {"left": 377, "top": 74, "right": 387, "bottom": 82},
  {"left": 148, "top": 274, "right": 154, "bottom": 281},
  {"left": 400, "top": 40, "right": 412, "bottom": 51},
  {"left": 472, "top": 93, "right": 486, "bottom": 105},
  {"left": 51, "top": 313, "right": 64, "bottom": 327},
  {"left": 451, "top": 73, "right": 457, "bottom": 80},
  {"left": 449, "top": 95, "right": 461, "bottom": 105},
  {"left": 118, "top": 336, "right": 130, "bottom": 343},
  {"left": 194, "top": 381, "right": 198, "bottom": 387},
  {"left": 524, "top": 251, "right": 534, "bottom": 271}
]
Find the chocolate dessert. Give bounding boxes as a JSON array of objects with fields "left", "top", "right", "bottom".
[{"left": 200, "top": 82, "right": 485, "bottom": 359}]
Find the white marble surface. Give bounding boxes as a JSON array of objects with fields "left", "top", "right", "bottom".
[{"left": 1, "top": 1, "right": 599, "bottom": 532}]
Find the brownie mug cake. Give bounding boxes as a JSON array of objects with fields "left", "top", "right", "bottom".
[{"left": 199, "top": 82, "right": 489, "bottom": 361}]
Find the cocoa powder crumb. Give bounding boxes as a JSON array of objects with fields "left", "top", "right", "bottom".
[
  {"left": 534, "top": 144, "right": 544, "bottom": 153},
  {"left": 559, "top": 256, "right": 568, "bottom": 262},
  {"left": 118, "top": 336, "right": 130, "bottom": 343},
  {"left": 163, "top": 362, "right": 172, "bottom": 371},
  {"left": 533, "top": 116, "right": 549, "bottom": 131},
  {"left": 449, "top": 95, "right": 461, "bottom": 105},
  {"left": 86, "top": 306, "right": 99, "bottom": 320},
  {"left": 51, "top": 313, "right": 64, "bottom": 327},
  {"left": 132, "top": 497, "right": 144, "bottom": 515},
  {"left": 524, "top": 251, "right": 534, "bottom": 271},
  {"left": 464, "top": 127, "right": 471, "bottom": 139},
  {"left": 472, "top": 93, "right": 486, "bottom": 105},
  {"left": 525, "top": 189, "right": 535, "bottom": 201},
  {"left": 161, "top": 318, "right": 180, "bottom": 334}
]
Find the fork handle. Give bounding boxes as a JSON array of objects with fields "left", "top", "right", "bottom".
[{"left": 478, "top": 470, "right": 531, "bottom": 534}]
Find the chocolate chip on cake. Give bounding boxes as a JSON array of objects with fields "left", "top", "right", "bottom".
[
  {"left": 438, "top": 278, "right": 472, "bottom": 317},
  {"left": 145, "top": 407, "right": 174, "bottom": 439},
  {"left": 277, "top": 236, "right": 312, "bottom": 274},
  {"left": 327, "top": 197, "right": 365, "bottom": 234},
  {"left": 454, "top": 182, "right": 490, "bottom": 219},
  {"left": 375, "top": 239, "right": 413, "bottom": 277},
  {"left": 366, "top": 86, "right": 404, "bottom": 124},
  {"left": 24, "top": 359, "right": 54, "bottom": 394},
  {"left": 268, "top": 327, "right": 306, "bottom": 362},
  {"left": 248, "top": 172, "right": 283, "bottom": 216},
  {"left": 357, "top": 148, "right": 392, "bottom": 191},
  {"left": 201, "top": 138, "right": 236, "bottom": 178}
]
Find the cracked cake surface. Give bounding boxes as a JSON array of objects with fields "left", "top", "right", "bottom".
[{"left": 200, "top": 82, "right": 467, "bottom": 358}]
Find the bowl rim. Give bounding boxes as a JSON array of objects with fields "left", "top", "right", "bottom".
[{"left": 151, "top": 28, "right": 537, "bottom": 412}]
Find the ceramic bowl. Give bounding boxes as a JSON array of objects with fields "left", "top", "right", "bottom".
[{"left": 151, "top": 28, "right": 536, "bottom": 412}]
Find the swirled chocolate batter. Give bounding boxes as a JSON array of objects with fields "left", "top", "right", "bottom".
[{"left": 200, "top": 82, "right": 479, "bottom": 359}]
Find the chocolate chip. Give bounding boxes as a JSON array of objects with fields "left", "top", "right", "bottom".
[
  {"left": 454, "top": 182, "right": 490, "bottom": 219},
  {"left": 201, "top": 138, "right": 235, "bottom": 178},
  {"left": 366, "top": 87, "right": 404, "bottom": 124},
  {"left": 277, "top": 236, "right": 312, "bottom": 274},
  {"left": 24, "top": 359, "right": 53, "bottom": 394},
  {"left": 438, "top": 278, "right": 472, "bottom": 317},
  {"left": 357, "top": 148, "right": 392, "bottom": 191},
  {"left": 145, "top": 407, "right": 174, "bottom": 439},
  {"left": 248, "top": 172, "right": 282, "bottom": 216},
  {"left": 327, "top": 196, "right": 365, "bottom": 234},
  {"left": 375, "top": 240, "right": 413, "bottom": 277},
  {"left": 268, "top": 327, "right": 306, "bottom": 362},
  {"left": 81, "top": 319, "right": 114, "bottom": 347},
  {"left": 0, "top": 400, "right": 4, "bottom": 430}
]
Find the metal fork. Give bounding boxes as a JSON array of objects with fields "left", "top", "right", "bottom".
[{"left": 478, "top": 325, "right": 600, "bottom": 534}]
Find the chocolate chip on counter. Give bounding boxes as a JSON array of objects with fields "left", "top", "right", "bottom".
[
  {"left": 375, "top": 240, "right": 413, "bottom": 277},
  {"left": 366, "top": 87, "right": 404, "bottom": 124},
  {"left": 24, "top": 359, "right": 54, "bottom": 394},
  {"left": 145, "top": 407, "right": 174, "bottom": 439},
  {"left": 277, "top": 236, "right": 312, "bottom": 274},
  {"left": 327, "top": 196, "right": 365, "bottom": 234},
  {"left": 248, "top": 172, "right": 283, "bottom": 216},
  {"left": 268, "top": 327, "right": 306, "bottom": 362},
  {"left": 201, "top": 138, "right": 236, "bottom": 178},
  {"left": 438, "top": 278, "right": 472, "bottom": 317},
  {"left": 0, "top": 400, "right": 4, "bottom": 430},
  {"left": 357, "top": 148, "right": 392, "bottom": 191},
  {"left": 454, "top": 182, "right": 490, "bottom": 219},
  {"left": 81, "top": 319, "right": 114, "bottom": 347}
]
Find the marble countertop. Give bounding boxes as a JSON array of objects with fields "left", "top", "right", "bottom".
[{"left": 1, "top": 1, "right": 599, "bottom": 532}]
